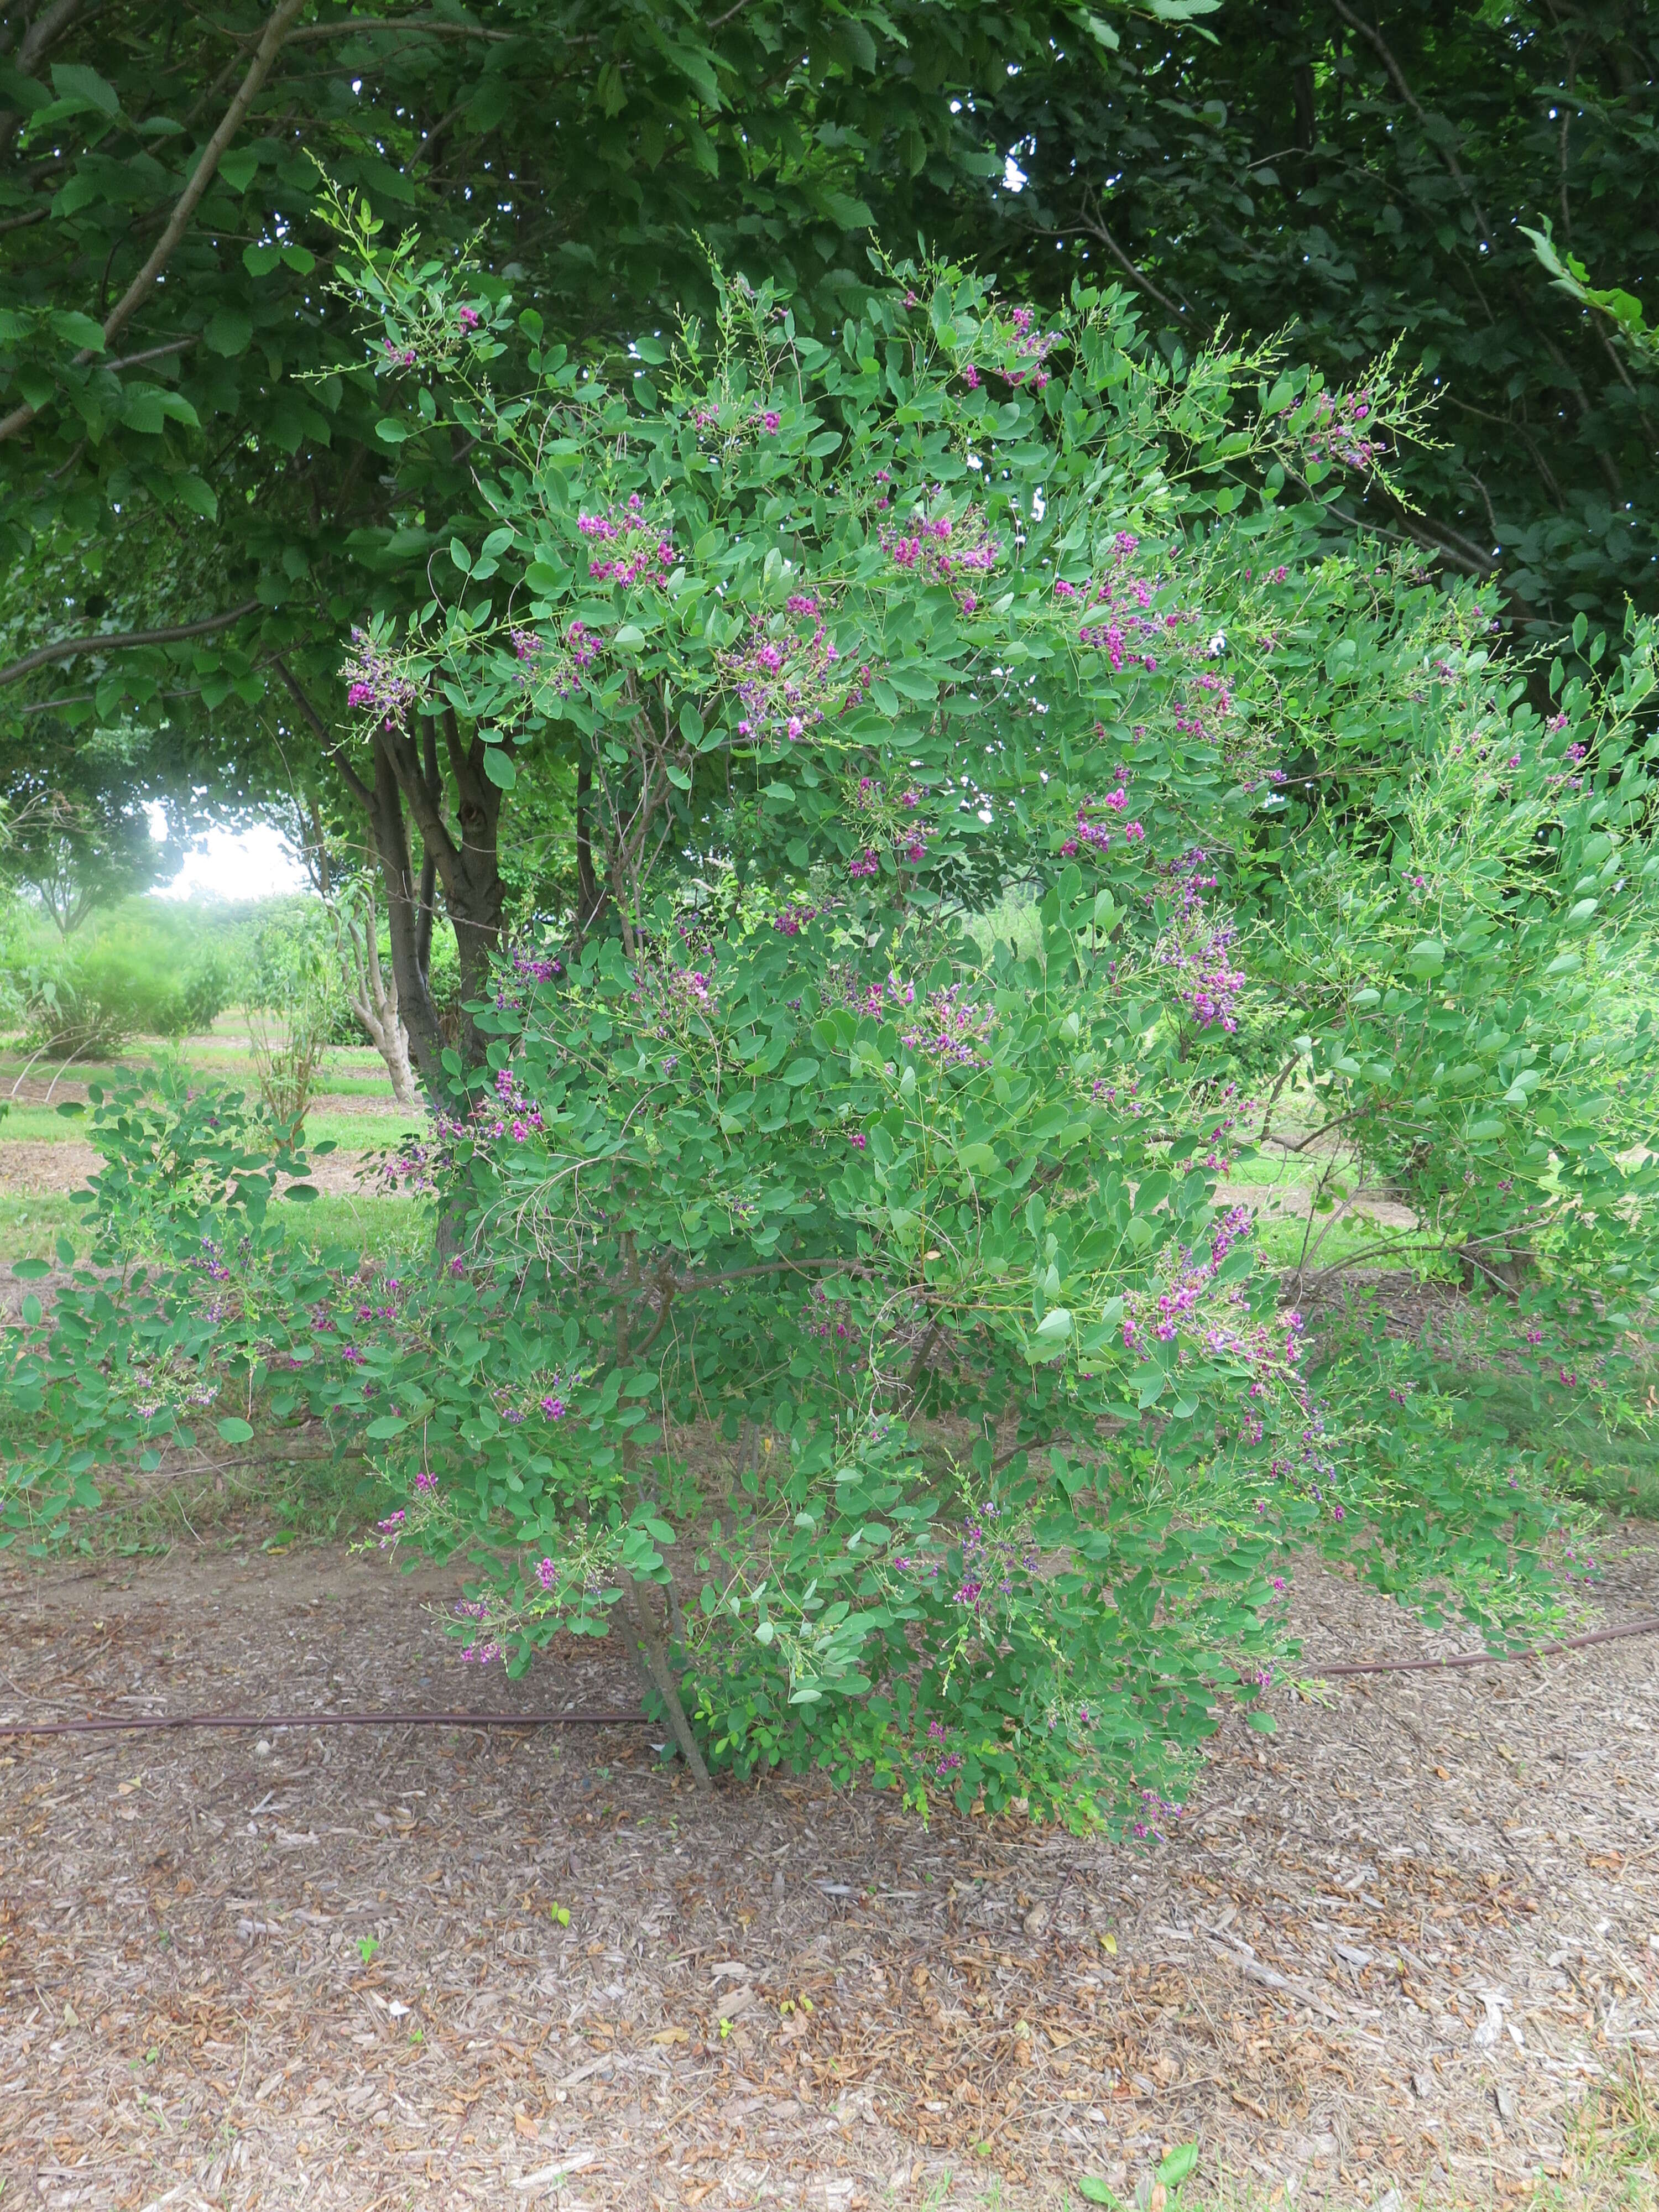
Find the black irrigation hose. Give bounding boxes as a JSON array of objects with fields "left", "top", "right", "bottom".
[
  {"left": 0, "top": 1708, "right": 655, "bottom": 1739},
  {"left": 3, "top": 1617, "right": 1657, "bottom": 1740},
  {"left": 1313, "top": 1613, "right": 1659, "bottom": 1677}
]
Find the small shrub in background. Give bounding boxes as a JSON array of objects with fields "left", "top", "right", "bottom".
[
  {"left": 19, "top": 904, "right": 231, "bottom": 1056},
  {"left": 239, "top": 897, "right": 359, "bottom": 1048},
  {"left": 244, "top": 1001, "right": 333, "bottom": 1125}
]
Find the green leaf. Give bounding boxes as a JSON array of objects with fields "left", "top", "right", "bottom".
[
  {"left": 204, "top": 307, "right": 253, "bottom": 356},
  {"left": 886, "top": 663, "right": 938, "bottom": 702},
  {"left": 365, "top": 1416, "right": 409, "bottom": 1439},
  {"left": 481, "top": 747, "right": 518, "bottom": 790},
  {"left": 21, "top": 1294, "right": 41, "bottom": 1327},
  {"left": 374, "top": 418, "right": 410, "bottom": 445},
  {"left": 782, "top": 1058, "right": 820, "bottom": 1086},
  {"left": 50, "top": 61, "right": 119, "bottom": 114},
  {"left": 171, "top": 473, "right": 219, "bottom": 520},
  {"left": 49, "top": 310, "right": 106, "bottom": 351},
  {"left": 1407, "top": 938, "right": 1445, "bottom": 976},
  {"left": 1077, "top": 2182, "right": 1124, "bottom": 2207},
  {"left": 216, "top": 1418, "right": 254, "bottom": 1445},
  {"left": 1157, "top": 2143, "right": 1199, "bottom": 2189},
  {"left": 11, "top": 1259, "right": 49, "bottom": 1280}
]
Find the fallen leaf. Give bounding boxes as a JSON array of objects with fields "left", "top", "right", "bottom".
[
  {"left": 1099, "top": 1932, "right": 1118, "bottom": 1956},
  {"left": 514, "top": 2111, "right": 539, "bottom": 2140},
  {"left": 650, "top": 2026, "right": 689, "bottom": 2046}
]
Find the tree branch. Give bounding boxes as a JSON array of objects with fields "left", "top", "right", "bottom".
[
  {"left": 1067, "top": 196, "right": 1206, "bottom": 333},
  {"left": 282, "top": 13, "right": 530, "bottom": 40},
  {"left": 380, "top": 714, "right": 460, "bottom": 879},
  {"left": 273, "top": 655, "right": 375, "bottom": 815},
  {"left": 1327, "top": 0, "right": 1492, "bottom": 249},
  {"left": 6, "top": 0, "right": 91, "bottom": 67},
  {"left": 0, "top": 600, "right": 260, "bottom": 687},
  {"left": 0, "top": 0, "right": 305, "bottom": 446}
]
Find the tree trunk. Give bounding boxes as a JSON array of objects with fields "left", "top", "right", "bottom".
[
  {"left": 274, "top": 665, "right": 509, "bottom": 1092},
  {"left": 367, "top": 732, "right": 449, "bottom": 1091},
  {"left": 335, "top": 875, "right": 420, "bottom": 1111}
]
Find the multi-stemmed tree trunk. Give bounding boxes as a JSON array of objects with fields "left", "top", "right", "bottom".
[
  {"left": 280, "top": 667, "right": 509, "bottom": 1102},
  {"left": 332, "top": 874, "right": 418, "bottom": 1114}
]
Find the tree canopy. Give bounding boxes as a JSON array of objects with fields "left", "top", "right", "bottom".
[
  {"left": 1, "top": 0, "right": 1653, "bottom": 1040},
  {"left": 943, "top": 0, "right": 1658, "bottom": 634}
]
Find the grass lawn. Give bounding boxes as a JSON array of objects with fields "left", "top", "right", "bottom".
[{"left": 0, "top": 1188, "right": 430, "bottom": 1268}]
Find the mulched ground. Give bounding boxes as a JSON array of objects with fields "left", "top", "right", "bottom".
[
  {"left": 2, "top": 1529, "right": 1656, "bottom": 2210},
  {"left": 0, "top": 1131, "right": 389, "bottom": 1206}
]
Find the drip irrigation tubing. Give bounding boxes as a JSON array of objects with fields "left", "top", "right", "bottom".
[
  {"left": 0, "top": 1708, "right": 655, "bottom": 1739},
  {"left": 2, "top": 1616, "right": 1656, "bottom": 1740},
  {"left": 1311, "top": 1613, "right": 1659, "bottom": 1678}
]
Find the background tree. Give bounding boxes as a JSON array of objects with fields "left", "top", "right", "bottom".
[
  {"left": 924, "top": 0, "right": 1658, "bottom": 635},
  {"left": 0, "top": 0, "right": 1133, "bottom": 1064}
]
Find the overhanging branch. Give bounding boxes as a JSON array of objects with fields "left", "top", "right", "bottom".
[
  {"left": 0, "top": 600, "right": 260, "bottom": 688},
  {"left": 0, "top": 0, "right": 305, "bottom": 446}
]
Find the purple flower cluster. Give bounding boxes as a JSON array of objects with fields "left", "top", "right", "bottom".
[
  {"left": 802, "top": 1284, "right": 861, "bottom": 1346},
  {"left": 719, "top": 606, "right": 866, "bottom": 742},
  {"left": 578, "top": 494, "right": 675, "bottom": 588},
  {"left": 879, "top": 506, "right": 1000, "bottom": 603},
  {"left": 962, "top": 305, "right": 1058, "bottom": 394},
  {"left": 1174, "top": 671, "right": 1234, "bottom": 746},
  {"left": 899, "top": 984, "right": 997, "bottom": 1069},
  {"left": 1291, "top": 387, "right": 1384, "bottom": 472},
  {"left": 1155, "top": 849, "right": 1245, "bottom": 1032},
  {"left": 477, "top": 1063, "right": 546, "bottom": 1144},
  {"left": 844, "top": 778, "right": 930, "bottom": 878},
  {"left": 343, "top": 628, "right": 421, "bottom": 732},
  {"left": 1060, "top": 781, "right": 1145, "bottom": 858},
  {"left": 453, "top": 1599, "right": 502, "bottom": 1667}
]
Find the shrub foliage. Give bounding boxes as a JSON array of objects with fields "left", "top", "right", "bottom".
[{"left": 4, "top": 241, "right": 1656, "bottom": 1829}]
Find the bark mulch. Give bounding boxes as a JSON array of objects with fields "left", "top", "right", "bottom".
[{"left": 2, "top": 1533, "right": 1656, "bottom": 2210}]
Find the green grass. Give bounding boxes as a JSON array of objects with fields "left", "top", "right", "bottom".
[
  {"left": 1043, "top": 2067, "right": 1659, "bottom": 2209},
  {"left": 3, "top": 1099, "right": 414, "bottom": 1145},
  {"left": 0, "top": 1193, "right": 80, "bottom": 1260},
  {"left": 0, "top": 1189, "right": 428, "bottom": 1268},
  {"left": 1435, "top": 1362, "right": 1659, "bottom": 1522},
  {"left": 29, "top": 1437, "right": 401, "bottom": 1561}
]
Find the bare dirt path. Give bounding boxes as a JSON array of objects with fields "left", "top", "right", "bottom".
[{"left": 2, "top": 1533, "right": 1655, "bottom": 2210}]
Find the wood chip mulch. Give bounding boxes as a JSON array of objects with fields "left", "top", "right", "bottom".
[{"left": 2, "top": 1533, "right": 1656, "bottom": 2209}]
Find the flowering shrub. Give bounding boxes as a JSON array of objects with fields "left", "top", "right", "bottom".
[{"left": 5, "top": 236, "right": 1657, "bottom": 1832}]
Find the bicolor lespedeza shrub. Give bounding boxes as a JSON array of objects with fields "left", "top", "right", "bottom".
[{"left": 4, "top": 226, "right": 1656, "bottom": 1832}]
